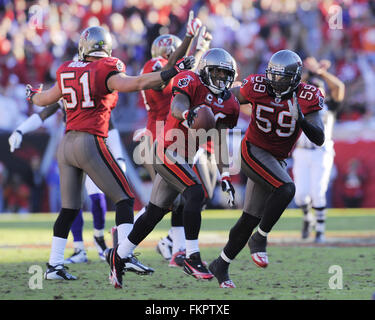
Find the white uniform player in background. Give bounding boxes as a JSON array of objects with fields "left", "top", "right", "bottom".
[{"left": 292, "top": 57, "right": 345, "bottom": 243}]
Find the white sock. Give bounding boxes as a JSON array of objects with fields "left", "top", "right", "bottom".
[
  {"left": 73, "top": 241, "right": 85, "bottom": 251},
  {"left": 117, "top": 223, "right": 133, "bottom": 244},
  {"left": 220, "top": 250, "right": 233, "bottom": 263},
  {"left": 171, "top": 227, "right": 186, "bottom": 254},
  {"left": 185, "top": 239, "right": 199, "bottom": 258},
  {"left": 315, "top": 208, "right": 326, "bottom": 233},
  {"left": 134, "top": 207, "right": 146, "bottom": 223},
  {"left": 93, "top": 228, "right": 104, "bottom": 238},
  {"left": 257, "top": 227, "right": 268, "bottom": 237},
  {"left": 168, "top": 228, "right": 173, "bottom": 239},
  {"left": 49, "top": 236, "right": 67, "bottom": 266},
  {"left": 117, "top": 237, "right": 137, "bottom": 259}
]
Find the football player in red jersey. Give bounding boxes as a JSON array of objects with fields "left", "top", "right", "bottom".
[
  {"left": 135, "top": 25, "right": 214, "bottom": 266},
  {"left": 114, "top": 48, "right": 240, "bottom": 281},
  {"left": 209, "top": 49, "right": 325, "bottom": 288},
  {"left": 26, "top": 25, "right": 195, "bottom": 287},
  {"left": 8, "top": 101, "right": 155, "bottom": 274},
  {"left": 109, "top": 13, "right": 209, "bottom": 265}
]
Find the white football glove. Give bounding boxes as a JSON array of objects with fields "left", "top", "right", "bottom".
[
  {"left": 221, "top": 172, "right": 235, "bottom": 208},
  {"left": 287, "top": 91, "right": 304, "bottom": 123},
  {"left": 186, "top": 10, "right": 202, "bottom": 37},
  {"left": 196, "top": 26, "right": 212, "bottom": 52},
  {"left": 8, "top": 130, "right": 23, "bottom": 152}
]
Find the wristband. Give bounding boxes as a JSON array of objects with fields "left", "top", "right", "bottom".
[{"left": 160, "top": 68, "right": 178, "bottom": 82}]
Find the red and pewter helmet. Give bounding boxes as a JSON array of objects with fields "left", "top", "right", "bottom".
[
  {"left": 265, "top": 49, "right": 302, "bottom": 98},
  {"left": 78, "top": 26, "right": 112, "bottom": 60},
  {"left": 197, "top": 48, "right": 237, "bottom": 95},
  {"left": 151, "top": 34, "right": 182, "bottom": 60}
]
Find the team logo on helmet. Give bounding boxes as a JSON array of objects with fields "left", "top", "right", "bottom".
[{"left": 158, "top": 38, "right": 172, "bottom": 47}]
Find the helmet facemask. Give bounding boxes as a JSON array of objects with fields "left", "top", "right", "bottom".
[
  {"left": 265, "top": 50, "right": 302, "bottom": 98},
  {"left": 203, "top": 66, "right": 235, "bottom": 95},
  {"left": 265, "top": 70, "right": 300, "bottom": 98}
]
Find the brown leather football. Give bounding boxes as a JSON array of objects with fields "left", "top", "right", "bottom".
[{"left": 191, "top": 105, "right": 216, "bottom": 130}]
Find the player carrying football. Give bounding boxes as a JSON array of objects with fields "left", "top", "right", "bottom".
[
  {"left": 108, "top": 48, "right": 240, "bottom": 285},
  {"left": 136, "top": 23, "right": 216, "bottom": 267},
  {"left": 209, "top": 49, "right": 325, "bottom": 288},
  {"left": 25, "top": 25, "right": 195, "bottom": 282},
  {"left": 111, "top": 13, "right": 211, "bottom": 267}
]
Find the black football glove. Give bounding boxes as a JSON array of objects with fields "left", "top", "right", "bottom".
[
  {"left": 182, "top": 107, "right": 198, "bottom": 128},
  {"left": 174, "top": 56, "right": 195, "bottom": 73}
]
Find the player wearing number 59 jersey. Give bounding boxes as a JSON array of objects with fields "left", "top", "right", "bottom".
[
  {"left": 26, "top": 26, "right": 195, "bottom": 287},
  {"left": 209, "top": 50, "right": 325, "bottom": 289},
  {"left": 241, "top": 74, "right": 323, "bottom": 160}
]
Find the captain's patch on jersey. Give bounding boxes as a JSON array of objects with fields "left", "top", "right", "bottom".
[
  {"left": 116, "top": 60, "right": 125, "bottom": 72},
  {"left": 177, "top": 75, "right": 194, "bottom": 88}
]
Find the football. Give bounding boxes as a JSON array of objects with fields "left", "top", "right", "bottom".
[{"left": 191, "top": 105, "right": 216, "bottom": 130}]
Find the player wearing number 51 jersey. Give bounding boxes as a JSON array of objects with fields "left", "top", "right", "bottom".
[
  {"left": 56, "top": 57, "right": 123, "bottom": 137},
  {"left": 209, "top": 50, "right": 325, "bottom": 288},
  {"left": 26, "top": 26, "right": 195, "bottom": 287}
]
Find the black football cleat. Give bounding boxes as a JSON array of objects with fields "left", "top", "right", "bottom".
[
  {"left": 183, "top": 252, "right": 213, "bottom": 280},
  {"left": 108, "top": 246, "right": 126, "bottom": 289}
]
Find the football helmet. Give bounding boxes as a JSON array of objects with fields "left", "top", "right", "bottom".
[
  {"left": 265, "top": 50, "right": 302, "bottom": 98},
  {"left": 197, "top": 48, "right": 237, "bottom": 95},
  {"left": 151, "top": 34, "right": 182, "bottom": 60},
  {"left": 78, "top": 26, "right": 112, "bottom": 60}
]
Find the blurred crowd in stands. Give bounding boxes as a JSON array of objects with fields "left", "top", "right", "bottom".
[{"left": 0, "top": 0, "right": 374, "bottom": 212}]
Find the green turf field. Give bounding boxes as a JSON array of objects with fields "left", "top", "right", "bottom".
[{"left": 0, "top": 209, "right": 374, "bottom": 301}]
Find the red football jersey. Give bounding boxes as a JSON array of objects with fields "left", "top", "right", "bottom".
[
  {"left": 56, "top": 57, "right": 125, "bottom": 137},
  {"left": 140, "top": 57, "right": 172, "bottom": 140},
  {"left": 159, "top": 71, "right": 240, "bottom": 159},
  {"left": 240, "top": 74, "right": 324, "bottom": 159}
]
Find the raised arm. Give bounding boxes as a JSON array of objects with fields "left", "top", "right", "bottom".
[
  {"left": 304, "top": 57, "right": 345, "bottom": 102},
  {"left": 107, "top": 56, "right": 195, "bottom": 93},
  {"left": 27, "top": 83, "right": 63, "bottom": 106},
  {"left": 187, "top": 26, "right": 213, "bottom": 71},
  {"left": 164, "top": 11, "right": 202, "bottom": 70}
]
